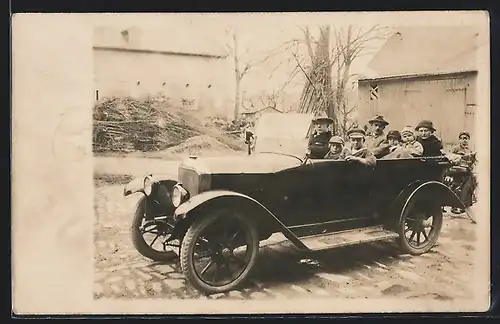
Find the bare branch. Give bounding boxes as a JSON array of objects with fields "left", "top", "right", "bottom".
[{"left": 292, "top": 52, "right": 318, "bottom": 92}]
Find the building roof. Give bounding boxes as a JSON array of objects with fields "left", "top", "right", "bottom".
[
  {"left": 93, "top": 26, "right": 228, "bottom": 58},
  {"left": 360, "top": 26, "right": 480, "bottom": 80}
]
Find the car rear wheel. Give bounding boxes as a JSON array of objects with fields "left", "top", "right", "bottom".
[
  {"left": 131, "top": 196, "right": 178, "bottom": 262},
  {"left": 397, "top": 193, "right": 443, "bottom": 255},
  {"left": 180, "top": 209, "right": 259, "bottom": 295}
]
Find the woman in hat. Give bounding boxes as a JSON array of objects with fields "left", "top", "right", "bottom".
[
  {"left": 415, "top": 120, "right": 444, "bottom": 157},
  {"left": 400, "top": 126, "right": 424, "bottom": 157},
  {"left": 345, "top": 128, "right": 376, "bottom": 167},
  {"left": 324, "top": 135, "right": 351, "bottom": 160}
]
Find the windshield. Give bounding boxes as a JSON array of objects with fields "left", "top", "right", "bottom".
[
  {"left": 254, "top": 112, "right": 314, "bottom": 156},
  {"left": 255, "top": 113, "right": 314, "bottom": 140}
]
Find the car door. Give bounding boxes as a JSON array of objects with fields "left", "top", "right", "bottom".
[{"left": 303, "top": 158, "right": 377, "bottom": 225}]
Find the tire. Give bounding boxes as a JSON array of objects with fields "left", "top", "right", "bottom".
[
  {"left": 398, "top": 193, "right": 443, "bottom": 255},
  {"left": 131, "top": 196, "right": 177, "bottom": 262},
  {"left": 180, "top": 209, "right": 259, "bottom": 295}
]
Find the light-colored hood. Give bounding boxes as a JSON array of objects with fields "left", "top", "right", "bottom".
[{"left": 180, "top": 152, "right": 303, "bottom": 174}]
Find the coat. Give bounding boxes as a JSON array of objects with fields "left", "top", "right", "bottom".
[{"left": 418, "top": 135, "right": 443, "bottom": 157}]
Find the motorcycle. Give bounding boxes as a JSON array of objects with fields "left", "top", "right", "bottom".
[{"left": 443, "top": 152, "right": 477, "bottom": 221}]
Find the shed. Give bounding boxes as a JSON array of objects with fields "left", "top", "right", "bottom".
[
  {"left": 357, "top": 26, "right": 480, "bottom": 146},
  {"left": 93, "top": 26, "right": 234, "bottom": 119}
]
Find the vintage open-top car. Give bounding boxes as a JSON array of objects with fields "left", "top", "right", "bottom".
[{"left": 123, "top": 112, "right": 469, "bottom": 295}]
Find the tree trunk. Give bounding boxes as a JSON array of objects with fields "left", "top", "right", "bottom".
[
  {"left": 233, "top": 34, "right": 240, "bottom": 121},
  {"left": 298, "top": 25, "right": 335, "bottom": 130}
]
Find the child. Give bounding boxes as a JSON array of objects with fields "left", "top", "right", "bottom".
[
  {"left": 345, "top": 128, "right": 376, "bottom": 167},
  {"left": 372, "top": 130, "right": 402, "bottom": 159},
  {"left": 401, "top": 126, "right": 424, "bottom": 157},
  {"left": 415, "top": 120, "right": 444, "bottom": 157},
  {"left": 324, "top": 135, "right": 351, "bottom": 160}
]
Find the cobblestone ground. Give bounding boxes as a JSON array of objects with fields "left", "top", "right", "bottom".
[{"left": 94, "top": 184, "right": 478, "bottom": 301}]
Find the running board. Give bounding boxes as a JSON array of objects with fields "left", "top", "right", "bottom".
[
  {"left": 261, "top": 226, "right": 399, "bottom": 253},
  {"left": 301, "top": 226, "right": 399, "bottom": 251}
]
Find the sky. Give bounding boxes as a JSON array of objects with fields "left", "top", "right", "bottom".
[{"left": 87, "top": 12, "right": 486, "bottom": 111}]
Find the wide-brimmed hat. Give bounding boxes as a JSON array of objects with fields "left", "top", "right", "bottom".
[
  {"left": 386, "top": 130, "right": 402, "bottom": 141},
  {"left": 401, "top": 126, "right": 414, "bottom": 135},
  {"left": 415, "top": 120, "right": 436, "bottom": 131},
  {"left": 368, "top": 115, "right": 389, "bottom": 126},
  {"left": 313, "top": 117, "right": 334, "bottom": 124},
  {"left": 329, "top": 135, "right": 344, "bottom": 145},
  {"left": 459, "top": 131, "right": 471, "bottom": 139},
  {"left": 347, "top": 128, "right": 366, "bottom": 138}
]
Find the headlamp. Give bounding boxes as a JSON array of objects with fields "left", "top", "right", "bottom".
[
  {"left": 172, "top": 184, "right": 189, "bottom": 208},
  {"left": 143, "top": 176, "right": 153, "bottom": 196}
]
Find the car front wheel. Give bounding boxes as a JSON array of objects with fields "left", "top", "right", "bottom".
[
  {"left": 131, "top": 196, "right": 178, "bottom": 262},
  {"left": 397, "top": 192, "right": 443, "bottom": 255},
  {"left": 180, "top": 209, "right": 259, "bottom": 295}
]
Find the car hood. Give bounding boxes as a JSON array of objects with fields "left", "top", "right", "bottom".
[{"left": 180, "top": 152, "right": 304, "bottom": 174}]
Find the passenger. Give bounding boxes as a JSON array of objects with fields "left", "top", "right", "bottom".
[
  {"left": 415, "top": 120, "right": 444, "bottom": 157},
  {"left": 366, "top": 115, "right": 389, "bottom": 151},
  {"left": 345, "top": 128, "right": 376, "bottom": 168},
  {"left": 324, "top": 136, "right": 351, "bottom": 160},
  {"left": 372, "top": 130, "right": 402, "bottom": 159},
  {"left": 400, "top": 126, "right": 424, "bottom": 157}
]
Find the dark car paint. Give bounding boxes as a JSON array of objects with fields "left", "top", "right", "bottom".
[{"left": 166, "top": 154, "right": 461, "bottom": 241}]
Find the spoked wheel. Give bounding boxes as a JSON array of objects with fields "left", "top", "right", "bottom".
[
  {"left": 180, "top": 210, "right": 259, "bottom": 295},
  {"left": 131, "top": 197, "right": 178, "bottom": 262},
  {"left": 398, "top": 194, "right": 443, "bottom": 255}
]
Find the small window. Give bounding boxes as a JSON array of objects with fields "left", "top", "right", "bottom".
[
  {"left": 369, "top": 84, "right": 379, "bottom": 100},
  {"left": 95, "top": 90, "right": 99, "bottom": 101}
]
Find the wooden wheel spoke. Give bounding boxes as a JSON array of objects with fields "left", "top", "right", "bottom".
[
  {"left": 149, "top": 233, "right": 161, "bottom": 247},
  {"left": 230, "top": 254, "right": 246, "bottom": 267},
  {"left": 422, "top": 229, "right": 429, "bottom": 241},
  {"left": 417, "top": 231, "right": 421, "bottom": 245},
  {"left": 200, "top": 260, "right": 214, "bottom": 276},
  {"left": 409, "top": 230, "right": 416, "bottom": 242}
]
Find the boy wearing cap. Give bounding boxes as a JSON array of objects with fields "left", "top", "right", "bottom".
[
  {"left": 324, "top": 136, "right": 351, "bottom": 160},
  {"left": 401, "top": 126, "right": 424, "bottom": 157},
  {"left": 345, "top": 128, "right": 376, "bottom": 167},
  {"left": 415, "top": 120, "right": 444, "bottom": 157}
]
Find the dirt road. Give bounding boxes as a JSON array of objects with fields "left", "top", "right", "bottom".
[{"left": 94, "top": 183, "right": 478, "bottom": 301}]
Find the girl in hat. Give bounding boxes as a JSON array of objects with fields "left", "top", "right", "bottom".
[
  {"left": 415, "top": 120, "right": 444, "bottom": 157},
  {"left": 401, "top": 126, "right": 424, "bottom": 157}
]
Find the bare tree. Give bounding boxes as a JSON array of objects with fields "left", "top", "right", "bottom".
[
  {"left": 291, "top": 24, "right": 392, "bottom": 135},
  {"left": 225, "top": 29, "right": 299, "bottom": 121}
]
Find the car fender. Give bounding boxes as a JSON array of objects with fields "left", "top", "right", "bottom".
[
  {"left": 174, "top": 190, "right": 308, "bottom": 250},
  {"left": 398, "top": 180, "right": 466, "bottom": 225}
]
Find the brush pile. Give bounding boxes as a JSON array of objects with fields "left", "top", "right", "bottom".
[{"left": 93, "top": 97, "right": 201, "bottom": 153}]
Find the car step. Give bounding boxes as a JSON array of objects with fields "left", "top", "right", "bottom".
[{"left": 300, "top": 226, "right": 399, "bottom": 252}]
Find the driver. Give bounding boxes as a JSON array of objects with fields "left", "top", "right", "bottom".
[{"left": 308, "top": 117, "right": 333, "bottom": 159}]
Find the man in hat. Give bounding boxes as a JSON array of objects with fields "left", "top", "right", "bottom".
[
  {"left": 451, "top": 131, "right": 476, "bottom": 168},
  {"left": 324, "top": 135, "right": 351, "bottom": 160},
  {"left": 415, "top": 120, "right": 444, "bottom": 157},
  {"left": 366, "top": 115, "right": 389, "bottom": 151},
  {"left": 308, "top": 117, "right": 334, "bottom": 159},
  {"left": 345, "top": 128, "right": 376, "bottom": 167}
]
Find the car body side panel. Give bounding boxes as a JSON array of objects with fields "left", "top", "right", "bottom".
[{"left": 173, "top": 190, "right": 308, "bottom": 249}]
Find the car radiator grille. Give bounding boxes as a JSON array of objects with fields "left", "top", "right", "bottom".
[{"left": 179, "top": 167, "right": 199, "bottom": 196}]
